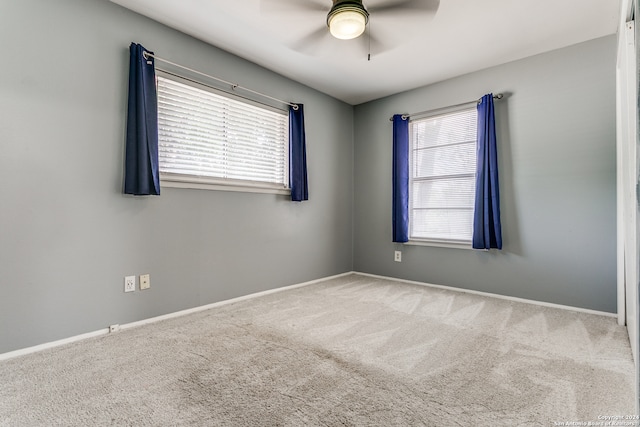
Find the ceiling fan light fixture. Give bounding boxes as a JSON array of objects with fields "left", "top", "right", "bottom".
[{"left": 327, "top": 3, "right": 369, "bottom": 40}]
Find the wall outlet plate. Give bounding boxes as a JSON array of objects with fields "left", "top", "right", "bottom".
[
  {"left": 394, "top": 251, "right": 402, "bottom": 262},
  {"left": 140, "top": 274, "right": 150, "bottom": 290},
  {"left": 124, "top": 275, "right": 136, "bottom": 292},
  {"left": 109, "top": 324, "right": 120, "bottom": 333}
]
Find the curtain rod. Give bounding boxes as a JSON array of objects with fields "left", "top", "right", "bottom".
[
  {"left": 143, "top": 52, "right": 299, "bottom": 110},
  {"left": 388, "top": 93, "right": 503, "bottom": 121}
]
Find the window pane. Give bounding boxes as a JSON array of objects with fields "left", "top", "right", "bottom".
[
  {"left": 410, "top": 208, "right": 474, "bottom": 241},
  {"left": 413, "top": 142, "right": 475, "bottom": 179},
  {"left": 412, "top": 110, "right": 476, "bottom": 149},
  {"left": 409, "top": 106, "right": 477, "bottom": 244},
  {"left": 157, "top": 75, "right": 288, "bottom": 187},
  {"left": 412, "top": 177, "right": 475, "bottom": 209}
]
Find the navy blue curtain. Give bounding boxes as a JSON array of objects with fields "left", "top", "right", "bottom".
[
  {"left": 472, "top": 94, "right": 502, "bottom": 249},
  {"left": 392, "top": 115, "right": 409, "bottom": 243},
  {"left": 289, "top": 104, "right": 308, "bottom": 202},
  {"left": 124, "top": 43, "right": 160, "bottom": 196}
]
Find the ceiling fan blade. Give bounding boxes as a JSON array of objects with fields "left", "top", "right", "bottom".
[
  {"left": 260, "top": 0, "right": 329, "bottom": 14},
  {"left": 367, "top": 0, "right": 440, "bottom": 15},
  {"left": 290, "top": 26, "right": 331, "bottom": 55}
]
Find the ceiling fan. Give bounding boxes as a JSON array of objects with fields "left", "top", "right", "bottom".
[{"left": 261, "top": 0, "right": 440, "bottom": 56}]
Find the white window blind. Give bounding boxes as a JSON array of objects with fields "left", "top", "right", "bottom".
[
  {"left": 409, "top": 106, "right": 477, "bottom": 244},
  {"left": 156, "top": 73, "right": 289, "bottom": 191}
]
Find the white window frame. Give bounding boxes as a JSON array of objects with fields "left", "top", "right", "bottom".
[
  {"left": 156, "top": 71, "right": 290, "bottom": 195},
  {"left": 407, "top": 104, "right": 478, "bottom": 249}
]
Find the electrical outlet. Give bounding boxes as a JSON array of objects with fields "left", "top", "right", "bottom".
[
  {"left": 124, "top": 275, "right": 135, "bottom": 293},
  {"left": 140, "top": 274, "right": 150, "bottom": 290},
  {"left": 394, "top": 251, "right": 402, "bottom": 262},
  {"left": 109, "top": 324, "right": 120, "bottom": 333}
]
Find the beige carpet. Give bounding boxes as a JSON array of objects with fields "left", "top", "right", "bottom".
[{"left": 0, "top": 274, "right": 635, "bottom": 426}]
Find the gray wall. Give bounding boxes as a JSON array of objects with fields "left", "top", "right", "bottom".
[
  {"left": 0, "top": 0, "right": 354, "bottom": 354},
  {"left": 0, "top": 0, "right": 619, "bottom": 354},
  {"left": 353, "top": 36, "right": 618, "bottom": 313}
]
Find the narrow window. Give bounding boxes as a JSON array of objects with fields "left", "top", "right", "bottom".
[{"left": 409, "top": 106, "right": 477, "bottom": 245}]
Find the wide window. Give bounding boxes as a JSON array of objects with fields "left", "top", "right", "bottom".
[
  {"left": 409, "top": 106, "right": 477, "bottom": 245},
  {"left": 156, "top": 72, "right": 289, "bottom": 193}
]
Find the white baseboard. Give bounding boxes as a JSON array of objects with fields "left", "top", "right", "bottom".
[
  {"left": 119, "top": 271, "right": 354, "bottom": 331},
  {"left": 0, "top": 329, "right": 111, "bottom": 362},
  {"left": 0, "top": 272, "right": 353, "bottom": 362},
  {"left": 353, "top": 272, "right": 617, "bottom": 318},
  {"left": 0, "top": 270, "right": 616, "bottom": 361}
]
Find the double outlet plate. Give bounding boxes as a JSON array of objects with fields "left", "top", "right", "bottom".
[{"left": 124, "top": 274, "right": 150, "bottom": 292}]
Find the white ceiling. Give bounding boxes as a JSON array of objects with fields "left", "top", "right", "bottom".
[{"left": 110, "top": 0, "right": 620, "bottom": 105}]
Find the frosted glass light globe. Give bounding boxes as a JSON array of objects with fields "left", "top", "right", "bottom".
[{"left": 328, "top": 10, "right": 367, "bottom": 40}]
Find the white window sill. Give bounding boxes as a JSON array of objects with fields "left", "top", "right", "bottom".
[
  {"left": 160, "top": 175, "right": 291, "bottom": 196},
  {"left": 405, "top": 239, "right": 474, "bottom": 250}
]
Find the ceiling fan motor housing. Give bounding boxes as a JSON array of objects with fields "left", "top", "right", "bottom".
[{"left": 327, "top": 0, "right": 370, "bottom": 27}]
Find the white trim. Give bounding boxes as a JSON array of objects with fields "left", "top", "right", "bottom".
[
  {"left": 161, "top": 177, "right": 291, "bottom": 196},
  {"left": 353, "top": 272, "right": 617, "bottom": 318},
  {"left": 0, "top": 270, "right": 616, "bottom": 361},
  {"left": 405, "top": 239, "right": 473, "bottom": 250},
  {"left": 119, "top": 272, "right": 352, "bottom": 331},
  {"left": 0, "top": 329, "right": 110, "bottom": 362},
  {"left": 616, "top": 45, "right": 627, "bottom": 327},
  {"left": 0, "top": 272, "right": 353, "bottom": 361}
]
